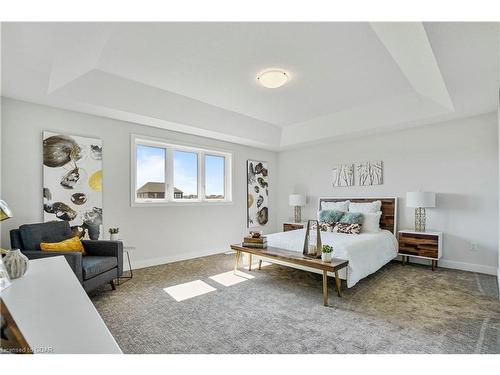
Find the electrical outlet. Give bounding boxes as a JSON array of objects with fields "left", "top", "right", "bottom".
[{"left": 470, "top": 242, "right": 479, "bottom": 252}]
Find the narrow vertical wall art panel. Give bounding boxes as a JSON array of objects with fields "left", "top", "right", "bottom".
[
  {"left": 247, "top": 160, "right": 268, "bottom": 227},
  {"left": 332, "top": 164, "right": 354, "bottom": 187},
  {"left": 43, "top": 131, "right": 103, "bottom": 239},
  {"left": 357, "top": 160, "right": 383, "bottom": 186}
]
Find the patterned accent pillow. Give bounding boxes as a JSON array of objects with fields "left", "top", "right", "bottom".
[
  {"left": 332, "top": 222, "right": 361, "bottom": 234},
  {"left": 339, "top": 212, "right": 363, "bottom": 225},
  {"left": 310, "top": 221, "right": 333, "bottom": 232},
  {"left": 319, "top": 209, "right": 345, "bottom": 223}
]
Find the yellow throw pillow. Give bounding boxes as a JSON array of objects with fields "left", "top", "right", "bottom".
[{"left": 40, "top": 236, "right": 86, "bottom": 255}]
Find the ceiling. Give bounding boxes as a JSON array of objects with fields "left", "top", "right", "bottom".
[{"left": 1, "top": 22, "right": 498, "bottom": 150}]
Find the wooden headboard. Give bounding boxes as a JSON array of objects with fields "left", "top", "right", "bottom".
[{"left": 318, "top": 197, "right": 398, "bottom": 234}]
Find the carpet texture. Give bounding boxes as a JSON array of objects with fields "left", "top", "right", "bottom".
[{"left": 90, "top": 253, "right": 500, "bottom": 354}]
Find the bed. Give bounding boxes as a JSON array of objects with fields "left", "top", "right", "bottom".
[{"left": 265, "top": 197, "right": 398, "bottom": 288}]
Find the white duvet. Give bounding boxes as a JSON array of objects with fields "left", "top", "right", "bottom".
[{"left": 265, "top": 229, "right": 398, "bottom": 288}]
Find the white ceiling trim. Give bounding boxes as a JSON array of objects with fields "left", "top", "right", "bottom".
[
  {"left": 280, "top": 92, "right": 451, "bottom": 148},
  {"left": 370, "top": 22, "right": 455, "bottom": 112}
]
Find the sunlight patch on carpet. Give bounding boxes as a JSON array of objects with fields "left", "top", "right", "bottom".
[
  {"left": 209, "top": 270, "right": 254, "bottom": 287},
  {"left": 163, "top": 280, "right": 216, "bottom": 301},
  {"left": 243, "top": 261, "right": 272, "bottom": 271}
]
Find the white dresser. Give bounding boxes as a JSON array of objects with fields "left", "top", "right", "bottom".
[{"left": 1, "top": 256, "right": 122, "bottom": 354}]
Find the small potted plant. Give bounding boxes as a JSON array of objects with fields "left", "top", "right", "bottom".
[
  {"left": 321, "top": 245, "right": 333, "bottom": 262},
  {"left": 109, "top": 227, "right": 120, "bottom": 241}
]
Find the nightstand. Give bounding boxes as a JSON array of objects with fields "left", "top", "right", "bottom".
[
  {"left": 398, "top": 229, "right": 443, "bottom": 271},
  {"left": 283, "top": 222, "right": 307, "bottom": 232}
]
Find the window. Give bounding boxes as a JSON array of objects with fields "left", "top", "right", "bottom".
[
  {"left": 135, "top": 145, "right": 166, "bottom": 201},
  {"left": 205, "top": 154, "right": 225, "bottom": 200},
  {"left": 132, "top": 136, "right": 232, "bottom": 205},
  {"left": 173, "top": 150, "right": 198, "bottom": 200}
]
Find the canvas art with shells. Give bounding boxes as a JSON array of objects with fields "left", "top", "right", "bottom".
[
  {"left": 43, "top": 131, "right": 103, "bottom": 239},
  {"left": 247, "top": 160, "right": 268, "bottom": 228}
]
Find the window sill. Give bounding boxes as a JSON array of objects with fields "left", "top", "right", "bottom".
[{"left": 131, "top": 200, "right": 234, "bottom": 207}]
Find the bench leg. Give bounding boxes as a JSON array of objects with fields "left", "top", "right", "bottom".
[
  {"left": 258, "top": 259, "right": 262, "bottom": 270},
  {"left": 334, "top": 270, "right": 342, "bottom": 297},
  {"left": 248, "top": 254, "right": 252, "bottom": 271},
  {"left": 234, "top": 251, "right": 241, "bottom": 273},
  {"left": 322, "top": 270, "right": 328, "bottom": 306}
]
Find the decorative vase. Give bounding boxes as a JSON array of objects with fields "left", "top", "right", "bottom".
[
  {"left": 321, "top": 253, "right": 332, "bottom": 263},
  {"left": 3, "top": 249, "right": 29, "bottom": 279},
  {"left": 110, "top": 233, "right": 119, "bottom": 241}
]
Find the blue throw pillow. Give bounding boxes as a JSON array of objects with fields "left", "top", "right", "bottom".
[
  {"left": 319, "top": 209, "right": 344, "bottom": 223},
  {"left": 340, "top": 212, "right": 363, "bottom": 225}
]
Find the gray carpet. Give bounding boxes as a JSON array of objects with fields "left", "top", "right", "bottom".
[{"left": 90, "top": 253, "right": 500, "bottom": 353}]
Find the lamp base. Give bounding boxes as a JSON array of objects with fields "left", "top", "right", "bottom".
[
  {"left": 414, "top": 207, "right": 426, "bottom": 232},
  {"left": 294, "top": 206, "right": 302, "bottom": 223}
]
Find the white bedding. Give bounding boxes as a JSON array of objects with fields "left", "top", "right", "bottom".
[{"left": 265, "top": 229, "right": 398, "bottom": 288}]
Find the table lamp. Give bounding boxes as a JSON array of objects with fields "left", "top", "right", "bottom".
[
  {"left": 289, "top": 194, "right": 306, "bottom": 223},
  {"left": 1, "top": 200, "right": 13, "bottom": 254},
  {"left": 406, "top": 192, "right": 435, "bottom": 232}
]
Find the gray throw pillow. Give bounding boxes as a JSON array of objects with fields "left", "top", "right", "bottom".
[
  {"left": 339, "top": 212, "right": 363, "bottom": 225},
  {"left": 319, "top": 209, "right": 344, "bottom": 223}
]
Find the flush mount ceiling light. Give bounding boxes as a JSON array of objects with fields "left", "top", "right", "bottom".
[{"left": 257, "top": 69, "right": 289, "bottom": 89}]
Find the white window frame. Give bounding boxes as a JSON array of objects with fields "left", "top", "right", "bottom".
[{"left": 131, "top": 134, "right": 233, "bottom": 206}]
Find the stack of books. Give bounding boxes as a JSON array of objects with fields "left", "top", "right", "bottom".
[{"left": 242, "top": 236, "right": 267, "bottom": 248}]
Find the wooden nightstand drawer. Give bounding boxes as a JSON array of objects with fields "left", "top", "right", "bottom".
[
  {"left": 399, "top": 232, "right": 439, "bottom": 259},
  {"left": 283, "top": 223, "right": 304, "bottom": 232}
]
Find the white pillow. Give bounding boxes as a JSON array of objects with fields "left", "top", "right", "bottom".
[
  {"left": 361, "top": 211, "right": 382, "bottom": 233},
  {"left": 321, "top": 200, "right": 349, "bottom": 212},
  {"left": 349, "top": 200, "right": 382, "bottom": 214}
]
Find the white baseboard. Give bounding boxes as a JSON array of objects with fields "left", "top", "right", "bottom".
[
  {"left": 436, "top": 259, "right": 497, "bottom": 275},
  {"left": 128, "top": 248, "right": 225, "bottom": 271},
  {"left": 395, "top": 255, "right": 496, "bottom": 275}
]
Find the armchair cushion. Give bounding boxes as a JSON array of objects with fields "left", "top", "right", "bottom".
[
  {"left": 82, "top": 256, "right": 118, "bottom": 280},
  {"left": 19, "top": 221, "right": 73, "bottom": 250},
  {"left": 82, "top": 240, "right": 123, "bottom": 276}
]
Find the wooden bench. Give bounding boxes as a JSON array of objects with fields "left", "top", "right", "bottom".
[{"left": 230, "top": 244, "right": 349, "bottom": 306}]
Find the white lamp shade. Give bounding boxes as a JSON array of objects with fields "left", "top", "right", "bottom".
[
  {"left": 289, "top": 194, "right": 306, "bottom": 207},
  {"left": 406, "top": 192, "right": 436, "bottom": 208}
]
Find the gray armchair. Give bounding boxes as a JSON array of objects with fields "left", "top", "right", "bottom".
[{"left": 10, "top": 221, "right": 123, "bottom": 293}]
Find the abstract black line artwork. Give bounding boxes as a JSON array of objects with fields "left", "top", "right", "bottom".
[
  {"left": 43, "top": 131, "right": 103, "bottom": 239},
  {"left": 332, "top": 164, "right": 354, "bottom": 187},
  {"left": 357, "top": 160, "right": 383, "bottom": 186},
  {"left": 247, "top": 160, "right": 268, "bottom": 227}
]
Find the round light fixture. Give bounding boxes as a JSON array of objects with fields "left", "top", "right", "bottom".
[{"left": 257, "top": 69, "right": 289, "bottom": 89}]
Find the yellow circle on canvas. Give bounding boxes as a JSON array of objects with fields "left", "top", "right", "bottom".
[
  {"left": 247, "top": 193, "right": 254, "bottom": 208},
  {"left": 89, "top": 170, "right": 102, "bottom": 192}
]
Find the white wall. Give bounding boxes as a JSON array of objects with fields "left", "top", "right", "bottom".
[
  {"left": 2, "top": 98, "right": 499, "bottom": 276},
  {"left": 0, "top": 98, "right": 278, "bottom": 268},
  {"left": 277, "top": 113, "right": 499, "bottom": 275}
]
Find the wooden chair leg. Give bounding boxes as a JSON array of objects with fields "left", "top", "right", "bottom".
[{"left": 110, "top": 280, "right": 116, "bottom": 290}]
